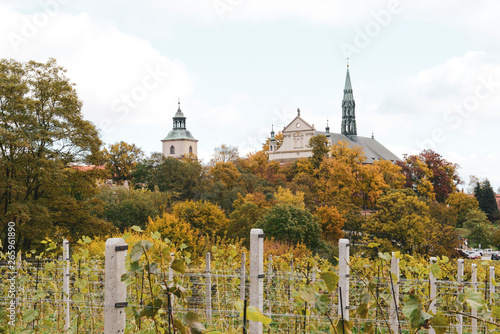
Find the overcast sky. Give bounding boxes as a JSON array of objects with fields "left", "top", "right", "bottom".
[{"left": 1, "top": 0, "right": 499, "bottom": 191}]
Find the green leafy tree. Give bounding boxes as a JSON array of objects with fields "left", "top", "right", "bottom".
[
  {"left": 228, "top": 192, "right": 271, "bottom": 243},
  {"left": 0, "top": 58, "right": 105, "bottom": 249},
  {"left": 464, "top": 209, "right": 495, "bottom": 247},
  {"left": 134, "top": 157, "right": 203, "bottom": 201},
  {"left": 132, "top": 152, "right": 165, "bottom": 189},
  {"left": 97, "top": 187, "right": 170, "bottom": 230},
  {"left": 104, "top": 141, "right": 144, "bottom": 184},
  {"left": 256, "top": 204, "right": 322, "bottom": 250}
]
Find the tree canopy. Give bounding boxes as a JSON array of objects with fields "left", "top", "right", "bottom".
[
  {"left": 0, "top": 58, "right": 111, "bottom": 249},
  {"left": 397, "top": 150, "right": 460, "bottom": 202},
  {"left": 474, "top": 179, "right": 500, "bottom": 223}
]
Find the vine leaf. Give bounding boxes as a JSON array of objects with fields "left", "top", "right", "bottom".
[
  {"left": 139, "top": 298, "right": 163, "bottom": 319},
  {"left": 493, "top": 306, "right": 500, "bottom": 318},
  {"left": 356, "top": 294, "right": 372, "bottom": 320},
  {"left": 171, "top": 259, "right": 185, "bottom": 274},
  {"left": 315, "top": 294, "right": 330, "bottom": 314},
  {"left": 185, "top": 311, "right": 206, "bottom": 334},
  {"left": 234, "top": 300, "right": 244, "bottom": 312},
  {"left": 173, "top": 317, "right": 189, "bottom": 334},
  {"left": 246, "top": 306, "right": 272, "bottom": 325},
  {"left": 234, "top": 300, "right": 272, "bottom": 325},
  {"left": 130, "top": 240, "right": 153, "bottom": 262},
  {"left": 298, "top": 285, "right": 317, "bottom": 304},
  {"left": 336, "top": 318, "right": 352, "bottom": 334},
  {"left": 378, "top": 252, "right": 391, "bottom": 262},
  {"left": 320, "top": 271, "right": 339, "bottom": 294},
  {"left": 23, "top": 309, "right": 39, "bottom": 322},
  {"left": 402, "top": 294, "right": 432, "bottom": 329},
  {"left": 430, "top": 311, "right": 449, "bottom": 334},
  {"left": 131, "top": 225, "right": 143, "bottom": 232},
  {"left": 464, "top": 288, "right": 486, "bottom": 310},
  {"left": 430, "top": 262, "right": 442, "bottom": 279}
]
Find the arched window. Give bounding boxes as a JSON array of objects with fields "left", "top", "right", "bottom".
[
  {"left": 170, "top": 145, "right": 175, "bottom": 154},
  {"left": 189, "top": 146, "right": 193, "bottom": 154}
]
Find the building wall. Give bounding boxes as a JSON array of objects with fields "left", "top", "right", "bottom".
[
  {"left": 269, "top": 116, "right": 316, "bottom": 161},
  {"left": 162, "top": 139, "right": 198, "bottom": 159}
]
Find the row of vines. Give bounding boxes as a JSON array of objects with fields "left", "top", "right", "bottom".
[{"left": 1, "top": 230, "right": 499, "bottom": 333}]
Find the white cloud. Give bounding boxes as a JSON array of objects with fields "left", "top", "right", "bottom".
[
  {"left": 374, "top": 51, "right": 500, "bottom": 187},
  {"left": 0, "top": 3, "right": 194, "bottom": 152}
]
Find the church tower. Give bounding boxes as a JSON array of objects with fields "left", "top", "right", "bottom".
[
  {"left": 161, "top": 100, "right": 198, "bottom": 159},
  {"left": 269, "top": 125, "right": 277, "bottom": 152},
  {"left": 341, "top": 63, "right": 357, "bottom": 138}
]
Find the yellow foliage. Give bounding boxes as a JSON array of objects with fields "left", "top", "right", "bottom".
[
  {"left": 145, "top": 212, "right": 205, "bottom": 258},
  {"left": 315, "top": 206, "right": 345, "bottom": 242},
  {"left": 172, "top": 200, "right": 230, "bottom": 237},
  {"left": 209, "top": 162, "right": 241, "bottom": 188},
  {"left": 275, "top": 186, "right": 305, "bottom": 209},
  {"left": 373, "top": 159, "right": 405, "bottom": 190},
  {"left": 263, "top": 239, "right": 313, "bottom": 259}
]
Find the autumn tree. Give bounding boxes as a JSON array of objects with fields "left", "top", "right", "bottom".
[
  {"left": 474, "top": 179, "right": 500, "bottom": 223},
  {"left": 205, "top": 161, "right": 244, "bottom": 212},
  {"left": 446, "top": 192, "right": 480, "bottom": 228},
  {"left": 315, "top": 206, "right": 345, "bottom": 243},
  {"left": 172, "top": 200, "right": 230, "bottom": 237},
  {"left": 104, "top": 141, "right": 144, "bottom": 184},
  {"left": 363, "top": 189, "right": 458, "bottom": 256},
  {"left": 274, "top": 186, "right": 305, "bottom": 209},
  {"left": 396, "top": 154, "right": 435, "bottom": 200},
  {"left": 145, "top": 212, "right": 206, "bottom": 258},
  {"left": 241, "top": 150, "right": 287, "bottom": 186},
  {"left": 308, "top": 135, "right": 330, "bottom": 168},
  {"left": 0, "top": 58, "right": 108, "bottom": 249},
  {"left": 209, "top": 144, "right": 239, "bottom": 165},
  {"left": 397, "top": 150, "right": 460, "bottom": 202},
  {"left": 373, "top": 159, "right": 405, "bottom": 190}
]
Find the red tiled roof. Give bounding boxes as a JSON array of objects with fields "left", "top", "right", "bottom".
[{"left": 71, "top": 165, "right": 105, "bottom": 171}]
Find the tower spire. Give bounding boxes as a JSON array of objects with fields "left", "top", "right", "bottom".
[
  {"left": 173, "top": 99, "right": 186, "bottom": 130},
  {"left": 341, "top": 62, "right": 357, "bottom": 137}
]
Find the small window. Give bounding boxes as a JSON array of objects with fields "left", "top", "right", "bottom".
[
  {"left": 170, "top": 145, "right": 175, "bottom": 154},
  {"left": 189, "top": 146, "right": 193, "bottom": 154}
]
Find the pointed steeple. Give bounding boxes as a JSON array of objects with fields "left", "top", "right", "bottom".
[
  {"left": 341, "top": 62, "right": 357, "bottom": 137},
  {"left": 173, "top": 98, "right": 186, "bottom": 130},
  {"left": 325, "top": 119, "right": 330, "bottom": 138}
]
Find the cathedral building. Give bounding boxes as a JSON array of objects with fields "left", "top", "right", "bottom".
[
  {"left": 268, "top": 65, "right": 399, "bottom": 163},
  {"left": 161, "top": 100, "right": 198, "bottom": 159}
]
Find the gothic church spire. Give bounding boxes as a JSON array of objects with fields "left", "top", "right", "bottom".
[{"left": 341, "top": 63, "right": 357, "bottom": 137}]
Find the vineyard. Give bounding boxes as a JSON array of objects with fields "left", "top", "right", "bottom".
[{"left": 0, "top": 231, "right": 499, "bottom": 334}]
